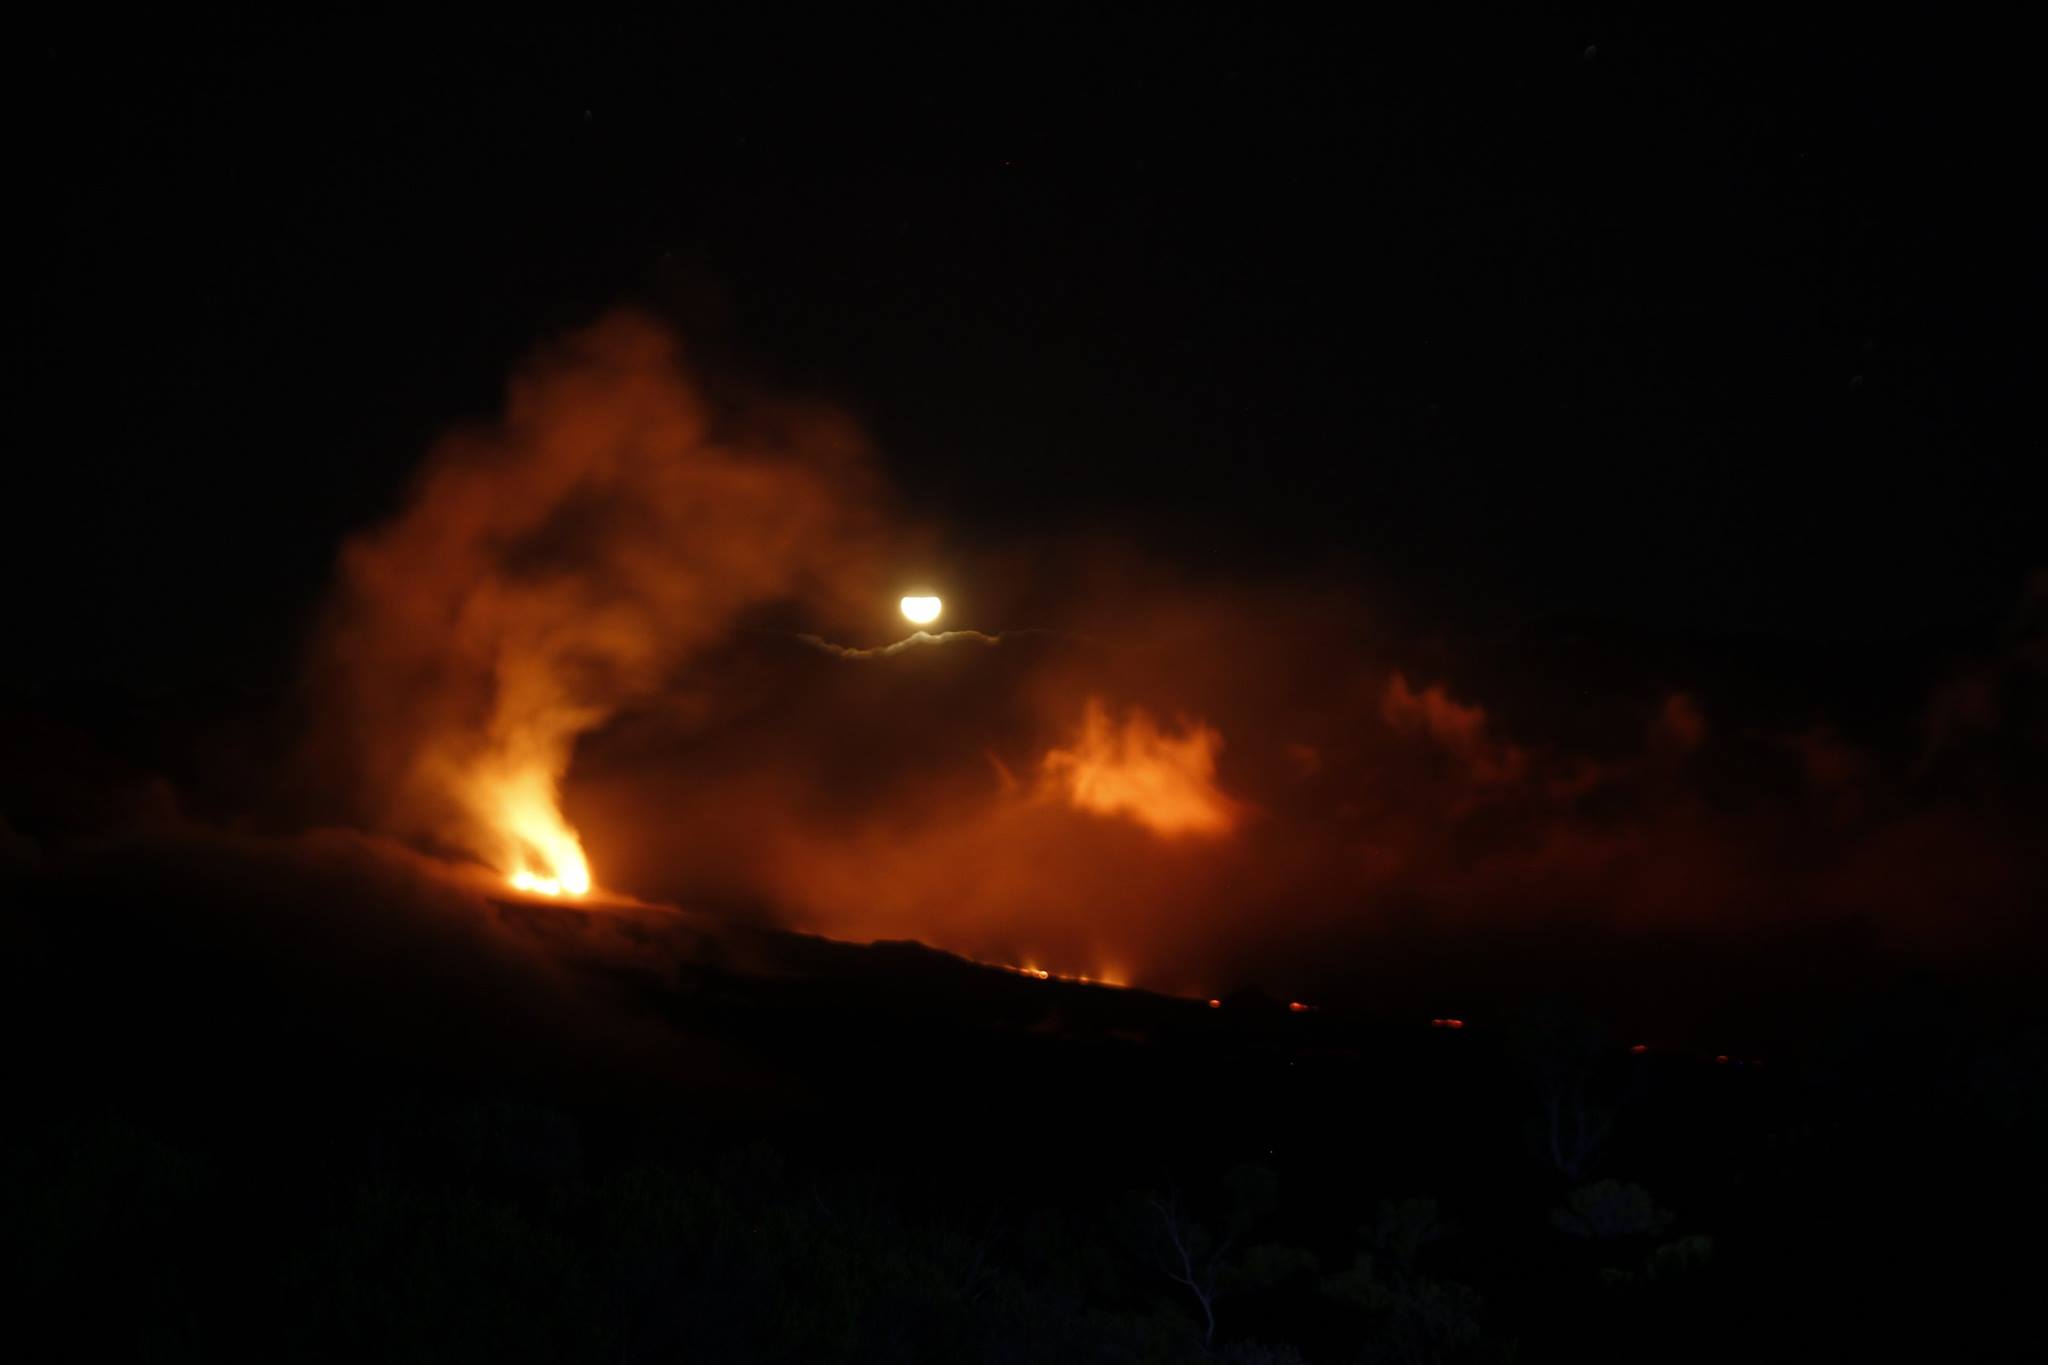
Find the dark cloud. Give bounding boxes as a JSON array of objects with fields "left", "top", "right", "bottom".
[{"left": 794, "top": 628, "right": 1009, "bottom": 660}]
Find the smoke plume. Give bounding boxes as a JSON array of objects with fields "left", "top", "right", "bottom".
[{"left": 306, "top": 312, "right": 883, "bottom": 891}]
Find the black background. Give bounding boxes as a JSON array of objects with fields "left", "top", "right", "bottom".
[{"left": 15, "top": 14, "right": 2039, "bottom": 765}]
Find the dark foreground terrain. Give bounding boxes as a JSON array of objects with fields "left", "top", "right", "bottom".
[{"left": 4, "top": 839, "right": 2043, "bottom": 1363}]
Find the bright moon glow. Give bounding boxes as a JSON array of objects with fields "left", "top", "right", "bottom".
[{"left": 900, "top": 595, "right": 942, "bottom": 625}]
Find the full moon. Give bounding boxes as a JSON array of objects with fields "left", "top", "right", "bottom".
[{"left": 900, "top": 595, "right": 942, "bottom": 626}]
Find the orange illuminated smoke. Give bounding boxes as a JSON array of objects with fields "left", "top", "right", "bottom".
[
  {"left": 1042, "top": 698, "right": 1239, "bottom": 837},
  {"left": 311, "top": 313, "right": 876, "bottom": 921}
]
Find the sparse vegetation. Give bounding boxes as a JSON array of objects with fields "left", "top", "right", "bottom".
[{"left": 7, "top": 984, "right": 2039, "bottom": 1363}]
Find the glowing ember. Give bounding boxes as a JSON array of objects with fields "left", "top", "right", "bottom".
[
  {"left": 900, "top": 594, "right": 942, "bottom": 625},
  {"left": 994, "top": 959, "right": 1130, "bottom": 988}
]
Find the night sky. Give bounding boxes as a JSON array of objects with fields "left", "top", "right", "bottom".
[
  {"left": 22, "top": 21, "right": 2036, "bottom": 670},
  {"left": 11, "top": 17, "right": 2041, "bottom": 973}
]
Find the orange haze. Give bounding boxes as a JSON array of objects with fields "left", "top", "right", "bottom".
[
  {"left": 1043, "top": 698, "right": 1239, "bottom": 837},
  {"left": 302, "top": 314, "right": 2044, "bottom": 1012}
]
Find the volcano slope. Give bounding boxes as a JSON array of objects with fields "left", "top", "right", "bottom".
[{"left": 4, "top": 835, "right": 2041, "bottom": 1363}]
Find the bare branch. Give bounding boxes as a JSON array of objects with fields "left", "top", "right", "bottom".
[{"left": 1149, "top": 1189, "right": 1218, "bottom": 1344}]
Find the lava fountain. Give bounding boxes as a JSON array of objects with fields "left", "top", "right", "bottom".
[{"left": 307, "top": 311, "right": 885, "bottom": 899}]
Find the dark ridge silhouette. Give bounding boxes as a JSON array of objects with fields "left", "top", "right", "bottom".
[{"left": 5, "top": 836, "right": 2042, "bottom": 1361}]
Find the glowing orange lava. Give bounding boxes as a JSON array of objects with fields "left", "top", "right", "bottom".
[
  {"left": 481, "top": 769, "right": 592, "bottom": 896},
  {"left": 505, "top": 860, "right": 590, "bottom": 897},
  {"left": 997, "top": 960, "right": 1132, "bottom": 989}
]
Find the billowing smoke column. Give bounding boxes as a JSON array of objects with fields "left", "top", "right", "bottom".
[{"left": 308, "top": 312, "right": 881, "bottom": 894}]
